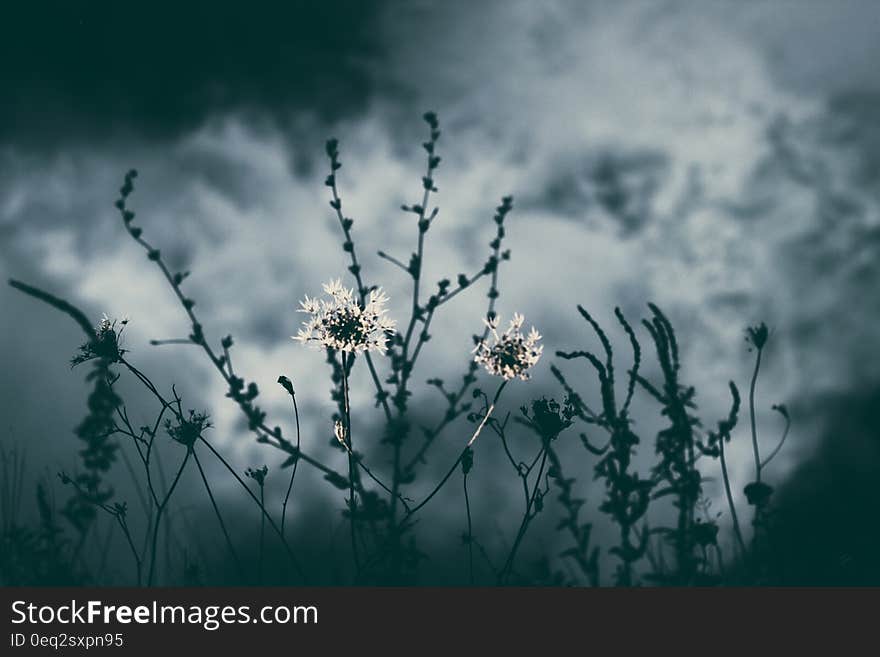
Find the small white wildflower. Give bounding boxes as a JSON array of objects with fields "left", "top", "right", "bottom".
[
  {"left": 97, "top": 313, "right": 130, "bottom": 336},
  {"left": 473, "top": 312, "right": 543, "bottom": 381},
  {"left": 293, "top": 279, "right": 396, "bottom": 354},
  {"left": 74, "top": 313, "right": 130, "bottom": 365},
  {"left": 98, "top": 313, "right": 113, "bottom": 334},
  {"left": 334, "top": 419, "right": 348, "bottom": 449}
]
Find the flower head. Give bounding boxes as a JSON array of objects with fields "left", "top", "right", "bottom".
[
  {"left": 98, "top": 312, "right": 129, "bottom": 335},
  {"left": 165, "top": 410, "right": 211, "bottom": 448},
  {"left": 72, "top": 313, "right": 129, "bottom": 366},
  {"left": 520, "top": 396, "right": 575, "bottom": 440},
  {"left": 245, "top": 465, "right": 269, "bottom": 487},
  {"left": 293, "top": 279, "right": 396, "bottom": 354},
  {"left": 473, "top": 313, "right": 543, "bottom": 381},
  {"left": 745, "top": 322, "right": 769, "bottom": 350}
]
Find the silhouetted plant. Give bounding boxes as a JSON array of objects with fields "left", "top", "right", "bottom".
[
  {"left": 0, "top": 443, "right": 84, "bottom": 585},
  {"left": 633, "top": 304, "right": 707, "bottom": 584},
  {"left": 320, "top": 114, "right": 517, "bottom": 582},
  {"left": 696, "top": 382, "right": 745, "bottom": 560},
  {"left": 740, "top": 324, "right": 791, "bottom": 580},
  {"left": 4, "top": 112, "right": 795, "bottom": 587},
  {"left": 552, "top": 303, "right": 781, "bottom": 585},
  {"left": 497, "top": 396, "right": 575, "bottom": 584},
  {"left": 557, "top": 306, "right": 652, "bottom": 585}
]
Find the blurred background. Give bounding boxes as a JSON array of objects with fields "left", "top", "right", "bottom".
[{"left": 2, "top": 0, "right": 880, "bottom": 584}]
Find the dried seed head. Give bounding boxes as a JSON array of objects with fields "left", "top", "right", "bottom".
[
  {"left": 745, "top": 322, "right": 769, "bottom": 350},
  {"left": 245, "top": 464, "right": 269, "bottom": 487},
  {"left": 165, "top": 410, "right": 211, "bottom": 448}
]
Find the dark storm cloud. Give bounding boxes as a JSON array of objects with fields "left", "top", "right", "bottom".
[{"left": 0, "top": 1, "right": 384, "bottom": 146}]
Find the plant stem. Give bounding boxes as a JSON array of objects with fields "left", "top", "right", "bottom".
[
  {"left": 147, "top": 449, "right": 190, "bottom": 586},
  {"left": 749, "top": 347, "right": 763, "bottom": 482},
  {"left": 115, "top": 516, "right": 142, "bottom": 586},
  {"left": 199, "top": 437, "right": 307, "bottom": 583},
  {"left": 404, "top": 381, "right": 507, "bottom": 522},
  {"left": 191, "top": 447, "right": 243, "bottom": 579},
  {"left": 281, "top": 384, "right": 301, "bottom": 536},
  {"left": 498, "top": 447, "right": 548, "bottom": 584},
  {"left": 341, "top": 354, "right": 361, "bottom": 578},
  {"left": 463, "top": 471, "right": 474, "bottom": 585},
  {"left": 326, "top": 172, "right": 393, "bottom": 423},
  {"left": 760, "top": 411, "right": 791, "bottom": 470}
]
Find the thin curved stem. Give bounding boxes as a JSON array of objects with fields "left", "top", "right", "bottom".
[
  {"left": 404, "top": 380, "right": 507, "bottom": 522},
  {"left": 147, "top": 449, "right": 191, "bottom": 586},
  {"left": 749, "top": 348, "right": 763, "bottom": 482},
  {"left": 191, "top": 447, "right": 243, "bottom": 579},
  {"left": 468, "top": 401, "right": 496, "bottom": 447},
  {"left": 406, "top": 451, "right": 466, "bottom": 522},
  {"left": 761, "top": 411, "right": 791, "bottom": 470},
  {"left": 281, "top": 384, "right": 301, "bottom": 536}
]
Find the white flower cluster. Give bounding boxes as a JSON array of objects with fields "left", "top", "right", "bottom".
[
  {"left": 294, "top": 279, "right": 396, "bottom": 354},
  {"left": 473, "top": 313, "right": 543, "bottom": 381}
]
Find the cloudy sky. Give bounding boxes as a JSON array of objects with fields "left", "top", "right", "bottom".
[{"left": 3, "top": 1, "right": 880, "bottom": 582}]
